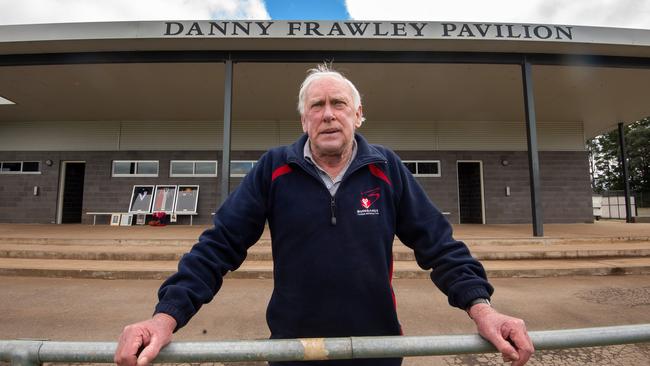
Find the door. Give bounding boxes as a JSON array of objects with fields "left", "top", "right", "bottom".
[
  {"left": 457, "top": 161, "right": 484, "bottom": 224},
  {"left": 58, "top": 162, "right": 86, "bottom": 224}
]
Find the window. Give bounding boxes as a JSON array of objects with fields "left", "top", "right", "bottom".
[
  {"left": 112, "top": 160, "right": 159, "bottom": 177},
  {"left": 0, "top": 161, "right": 41, "bottom": 174},
  {"left": 170, "top": 160, "right": 218, "bottom": 177},
  {"left": 230, "top": 160, "right": 257, "bottom": 177},
  {"left": 402, "top": 160, "right": 441, "bottom": 177}
]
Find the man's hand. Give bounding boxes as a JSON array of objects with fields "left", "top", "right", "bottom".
[
  {"left": 468, "top": 304, "right": 534, "bottom": 366},
  {"left": 114, "top": 313, "right": 177, "bottom": 366}
]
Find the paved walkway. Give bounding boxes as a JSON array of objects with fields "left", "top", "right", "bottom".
[{"left": 1, "top": 220, "right": 649, "bottom": 240}]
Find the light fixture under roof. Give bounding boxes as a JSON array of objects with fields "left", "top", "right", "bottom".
[{"left": 0, "top": 95, "right": 15, "bottom": 105}]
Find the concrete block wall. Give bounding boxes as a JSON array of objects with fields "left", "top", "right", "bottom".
[
  {"left": 395, "top": 150, "right": 593, "bottom": 224},
  {"left": 0, "top": 151, "right": 60, "bottom": 224},
  {"left": 82, "top": 151, "right": 224, "bottom": 225},
  {"left": 0, "top": 150, "right": 264, "bottom": 225},
  {"left": 0, "top": 149, "right": 592, "bottom": 225},
  {"left": 539, "top": 151, "right": 593, "bottom": 223}
]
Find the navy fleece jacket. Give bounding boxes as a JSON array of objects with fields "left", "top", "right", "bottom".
[{"left": 155, "top": 133, "right": 493, "bottom": 349}]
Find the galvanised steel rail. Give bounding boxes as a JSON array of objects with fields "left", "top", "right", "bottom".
[{"left": 1, "top": 324, "right": 650, "bottom": 366}]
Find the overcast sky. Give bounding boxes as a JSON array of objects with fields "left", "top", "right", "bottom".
[
  {"left": 1, "top": 0, "right": 649, "bottom": 29},
  {"left": 347, "top": 0, "right": 650, "bottom": 29}
]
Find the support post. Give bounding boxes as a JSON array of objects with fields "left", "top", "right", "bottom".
[
  {"left": 521, "top": 58, "right": 544, "bottom": 236},
  {"left": 220, "top": 59, "right": 233, "bottom": 206},
  {"left": 618, "top": 122, "right": 633, "bottom": 223}
]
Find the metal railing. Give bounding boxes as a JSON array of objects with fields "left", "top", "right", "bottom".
[{"left": 2, "top": 324, "right": 650, "bottom": 365}]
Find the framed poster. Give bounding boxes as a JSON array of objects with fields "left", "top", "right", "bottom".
[
  {"left": 152, "top": 185, "right": 177, "bottom": 213},
  {"left": 110, "top": 213, "right": 121, "bottom": 226},
  {"left": 174, "top": 185, "right": 199, "bottom": 213},
  {"left": 120, "top": 213, "right": 133, "bottom": 226},
  {"left": 129, "top": 185, "right": 154, "bottom": 213}
]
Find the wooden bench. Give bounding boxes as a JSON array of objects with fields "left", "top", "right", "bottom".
[
  {"left": 86, "top": 212, "right": 126, "bottom": 225},
  {"left": 175, "top": 212, "right": 198, "bottom": 225},
  {"left": 86, "top": 212, "right": 199, "bottom": 225}
]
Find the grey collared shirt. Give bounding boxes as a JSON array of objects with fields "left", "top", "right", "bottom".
[{"left": 304, "top": 139, "right": 358, "bottom": 196}]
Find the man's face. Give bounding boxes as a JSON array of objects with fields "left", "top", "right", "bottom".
[{"left": 301, "top": 76, "right": 363, "bottom": 158}]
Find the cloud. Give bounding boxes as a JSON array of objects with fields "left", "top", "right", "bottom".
[
  {"left": 0, "top": 0, "right": 270, "bottom": 25},
  {"left": 2, "top": 0, "right": 649, "bottom": 29},
  {"left": 345, "top": 0, "right": 650, "bottom": 29}
]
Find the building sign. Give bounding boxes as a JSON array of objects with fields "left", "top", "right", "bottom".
[
  {"left": 4, "top": 20, "right": 650, "bottom": 49},
  {"left": 162, "top": 21, "right": 574, "bottom": 41}
]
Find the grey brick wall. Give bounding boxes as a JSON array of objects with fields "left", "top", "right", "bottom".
[
  {"left": 0, "top": 151, "right": 59, "bottom": 224},
  {"left": 395, "top": 150, "right": 593, "bottom": 224},
  {"left": 0, "top": 149, "right": 593, "bottom": 225},
  {"left": 0, "top": 150, "right": 264, "bottom": 225},
  {"left": 539, "top": 151, "right": 594, "bottom": 224}
]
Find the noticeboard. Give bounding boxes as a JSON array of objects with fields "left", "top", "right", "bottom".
[
  {"left": 174, "top": 185, "right": 199, "bottom": 213},
  {"left": 129, "top": 185, "right": 154, "bottom": 213}
]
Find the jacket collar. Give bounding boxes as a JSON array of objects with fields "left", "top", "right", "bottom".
[{"left": 287, "top": 133, "right": 387, "bottom": 169}]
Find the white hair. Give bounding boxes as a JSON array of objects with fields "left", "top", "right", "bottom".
[{"left": 297, "top": 63, "right": 365, "bottom": 124}]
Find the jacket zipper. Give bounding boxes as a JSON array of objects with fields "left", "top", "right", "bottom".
[{"left": 288, "top": 157, "right": 387, "bottom": 227}]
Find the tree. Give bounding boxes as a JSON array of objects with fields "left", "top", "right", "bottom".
[{"left": 587, "top": 117, "right": 650, "bottom": 202}]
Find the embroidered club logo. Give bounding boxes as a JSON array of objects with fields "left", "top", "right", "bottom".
[
  {"left": 357, "top": 187, "right": 381, "bottom": 216},
  {"left": 361, "top": 197, "right": 371, "bottom": 209}
]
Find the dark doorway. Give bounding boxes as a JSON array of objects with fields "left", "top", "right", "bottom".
[
  {"left": 61, "top": 162, "right": 86, "bottom": 223},
  {"left": 457, "top": 161, "right": 484, "bottom": 224}
]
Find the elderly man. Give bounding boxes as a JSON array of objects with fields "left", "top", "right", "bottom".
[{"left": 115, "top": 64, "right": 534, "bottom": 366}]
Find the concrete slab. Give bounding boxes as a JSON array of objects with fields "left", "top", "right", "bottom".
[
  {"left": 1, "top": 256, "right": 650, "bottom": 280},
  {"left": 2, "top": 241, "right": 650, "bottom": 262},
  {"left": 1, "top": 221, "right": 650, "bottom": 241},
  {"left": 1, "top": 221, "right": 649, "bottom": 280}
]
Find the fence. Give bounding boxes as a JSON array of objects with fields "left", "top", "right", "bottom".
[
  {"left": 595, "top": 190, "right": 650, "bottom": 219},
  {"left": 594, "top": 191, "right": 639, "bottom": 219},
  {"left": 2, "top": 324, "right": 650, "bottom": 365},
  {"left": 637, "top": 191, "right": 650, "bottom": 217},
  {"left": 600, "top": 195, "right": 636, "bottom": 219}
]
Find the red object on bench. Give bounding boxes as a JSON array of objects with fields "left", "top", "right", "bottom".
[{"left": 149, "top": 211, "right": 168, "bottom": 226}]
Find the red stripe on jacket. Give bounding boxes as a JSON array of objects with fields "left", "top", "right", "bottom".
[
  {"left": 389, "top": 256, "right": 403, "bottom": 335},
  {"left": 272, "top": 164, "right": 292, "bottom": 181},
  {"left": 369, "top": 163, "right": 392, "bottom": 186}
]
